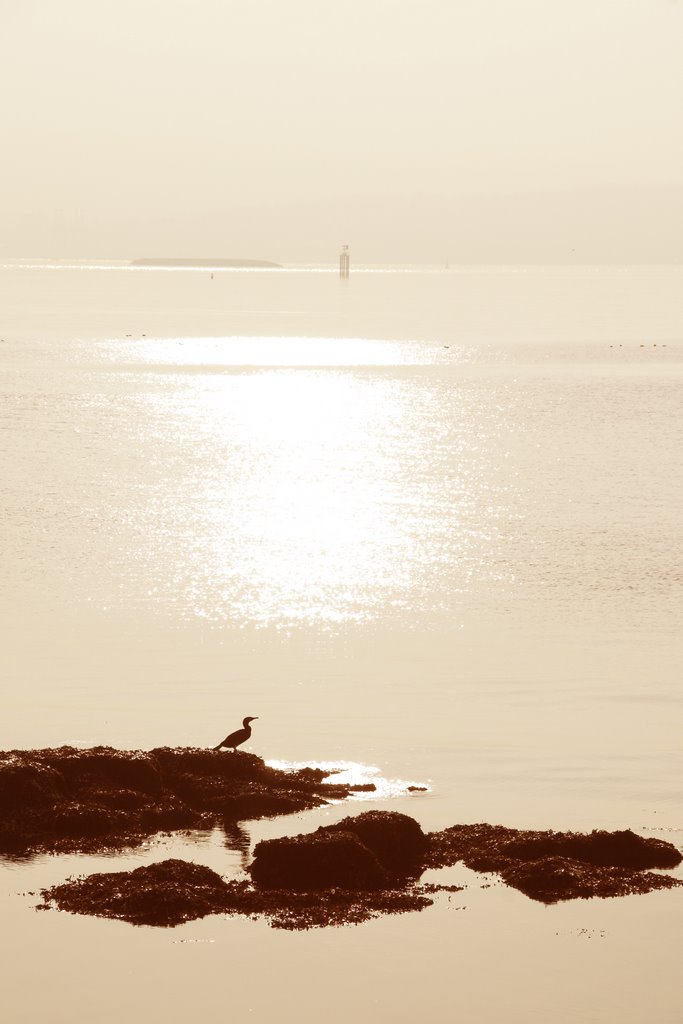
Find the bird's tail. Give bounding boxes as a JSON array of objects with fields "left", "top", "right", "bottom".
[{"left": 213, "top": 744, "right": 223, "bottom": 751}]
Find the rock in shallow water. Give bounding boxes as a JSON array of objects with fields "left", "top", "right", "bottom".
[
  {"left": 40, "top": 857, "right": 433, "bottom": 929},
  {"left": 0, "top": 746, "right": 368, "bottom": 857},
  {"left": 327, "top": 810, "right": 428, "bottom": 875},
  {"left": 37, "top": 811, "right": 683, "bottom": 930},
  {"left": 250, "top": 829, "right": 389, "bottom": 890},
  {"left": 249, "top": 811, "right": 427, "bottom": 890},
  {"left": 501, "top": 856, "right": 683, "bottom": 903},
  {"left": 425, "top": 822, "right": 683, "bottom": 903},
  {"left": 501, "top": 828, "right": 682, "bottom": 870},
  {"left": 41, "top": 859, "right": 235, "bottom": 927}
]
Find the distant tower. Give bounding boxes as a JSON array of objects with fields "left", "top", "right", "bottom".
[{"left": 339, "top": 244, "right": 350, "bottom": 279}]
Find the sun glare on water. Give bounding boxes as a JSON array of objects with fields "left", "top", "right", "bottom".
[
  {"left": 266, "top": 760, "right": 429, "bottom": 800},
  {"left": 104, "top": 334, "right": 502, "bottom": 629}
]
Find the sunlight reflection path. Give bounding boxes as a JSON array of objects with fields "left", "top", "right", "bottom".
[{"left": 94, "top": 334, "right": 515, "bottom": 628}]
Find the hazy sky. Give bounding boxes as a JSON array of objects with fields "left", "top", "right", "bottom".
[{"left": 1, "top": 0, "right": 682, "bottom": 260}]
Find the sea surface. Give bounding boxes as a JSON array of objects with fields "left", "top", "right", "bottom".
[{"left": 1, "top": 262, "right": 682, "bottom": 1023}]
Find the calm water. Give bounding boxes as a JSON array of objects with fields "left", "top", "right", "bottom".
[{"left": 1, "top": 263, "right": 682, "bottom": 1023}]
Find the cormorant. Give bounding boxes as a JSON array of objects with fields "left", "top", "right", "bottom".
[{"left": 213, "top": 717, "right": 258, "bottom": 751}]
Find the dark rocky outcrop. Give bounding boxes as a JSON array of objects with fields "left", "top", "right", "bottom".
[
  {"left": 501, "top": 828, "right": 682, "bottom": 870},
  {"left": 40, "top": 857, "right": 434, "bottom": 929},
  {"left": 249, "top": 811, "right": 427, "bottom": 891},
  {"left": 426, "top": 823, "right": 683, "bottom": 903},
  {"left": 250, "top": 813, "right": 682, "bottom": 905},
  {"left": 326, "top": 810, "right": 428, "bottom": 876},
  {"left": 500, "top": 856, "right": 682, "bottom": 903},
  {"left": 37, "top": 811, "right": 683, "bottom": 930},
  {"left": 250, "top": 830, "right": 389, "bottom": 891},
  {"left": 0, "top": 757, "right": 64, "bottom": 812},
  {"left": 10, "top": 746, "right": 683, "bottom": 927},
  {"left": 41, "top": 859, "right": 234, "bottom": 927},
  {"left": 0, "top": 746, "right": 366, "bottom": 857}
]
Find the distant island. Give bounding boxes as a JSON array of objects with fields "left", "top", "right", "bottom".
[{"left": 131, "top": 257, "right": 282, "bottom": 268}]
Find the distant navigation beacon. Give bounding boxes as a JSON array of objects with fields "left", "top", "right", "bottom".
[{"left": 339, "top": 244, "right": 350, "bottom": 279}]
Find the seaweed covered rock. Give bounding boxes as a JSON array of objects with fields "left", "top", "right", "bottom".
[
  {"left": 41, "top": 858, "right": 232, "bottom": 926},
  {"left": 501, "top": 856, "right": 683, "bottom": 903},
  {"left": 249, "top": 811, "right": 427, "bottom": 891},
  {"left": 57, "top": 747, "right": 163, "bottom": 795},
  {"left": 151, "top": 747, "right": 267, "bottom": 784},
  {"left": 502, "top": 828, "right": 682, "bottom": 871},
  {"left": 50, "top": 803, "right": 131, "bottom": 839},
  {"left": 250, "top": 830, "right": 389, "bottom": 890},
  {"left": 0, "top": 756, "right": 64, "bottom": 812},
  {"left": 425, "top": 822, "right": 683, "bottom": 903},
  {"left": 426, "top": 823, "right": 683, "bottom": 874},
  {"left": 221, "top": 785, "right": 322, "bottom": 820},
  {"left": 40, "top": 858, "right": 433, "bottom": 929},
  {"left": 326, "top": 811, "right": 427, "bottom": 876},
  {"left": 37, "top": 811, "right": 683, "bottom": 931},
  {"left": 0, "top": 746, "right": 369, "bottom": 857}
]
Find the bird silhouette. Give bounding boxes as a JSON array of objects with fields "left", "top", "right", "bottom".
[{"left": 213, "top": 716, "right": 258, "bottom": 751}]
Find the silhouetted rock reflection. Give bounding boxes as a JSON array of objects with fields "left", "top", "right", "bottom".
[{"left": 222, "top": 822, "right": 251, "bottom": 870}]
